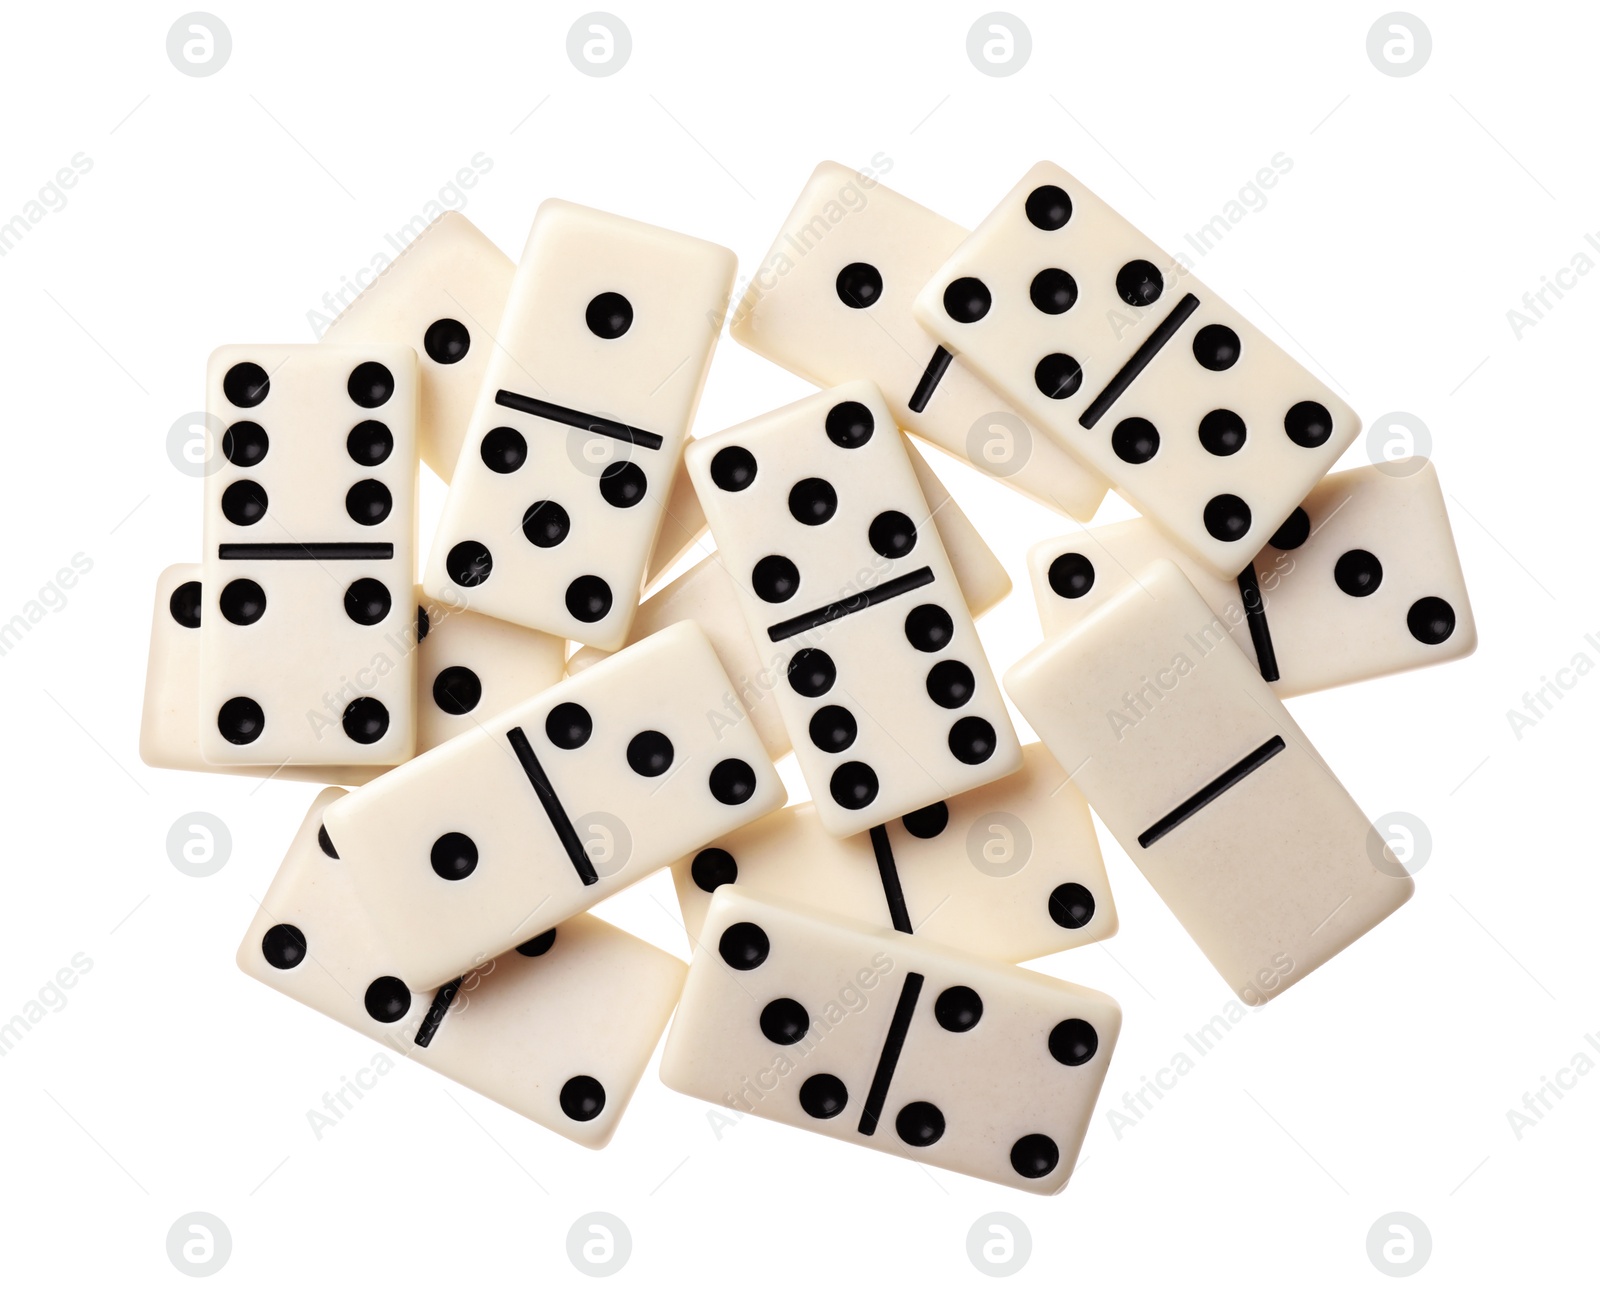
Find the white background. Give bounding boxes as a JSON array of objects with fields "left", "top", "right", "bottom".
[{"left": 0, "top": 0, "right": 1592, "bottom": 1284}]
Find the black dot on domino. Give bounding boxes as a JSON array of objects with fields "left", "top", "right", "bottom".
[
  {"left": 423, "top": 317, "right": 470, "bottom": 364},
  {"left": 481, "top": 427, "right": 527, "bottom": 474},
  {"left": 1111, "top": 417, "right": 1159, "bottom": 464},
  {"left": 347, "top": 362, "right": 395, "bottom": 409},
  {"left": 523, "top": 500, "right": 570, "bottom": 547},
  {"left": 824, "top": 400, "right": 875, "bottom": 448},
  {"left": 836, "top": 262, "right": 883, "bottom": 309},
  {"left": 317, "top": 825, "right": 338, "bottom": 858},
  {"left": 585, "top": 292, "right": 633, "bottom": 339},
  {"left": 346, "top": 480, "right": 392, "bottom": 526},
  {"left": 901, "top": 801, "right": 949, "bottom": 839},
  {"left": 223, "top": 362, "right": 270, "bottom": 408},
  {"left": 1035, "top": 353, "right": 1083, "bottom": 400},
  {"left": 752, "top": 555, "right": 800, "bottom": 603},
  {"left": 599, "top": 461, "right": 647, "bottom": 509},
  {"left": 1408, "top": 596, "right": 1457, "bottom": 645},
  {"left": 926, "top": 659, "right": 975, "bottom": 709},
  {"left": 904, "top": 603, "right": 953, "bottom": 652},
  {"left": 560, "top": 1075, "right": 606, "bottom": 1121},
  {"left": 895, "top": 1101, "right": 945, "bottom": 1147},
  {"left": 948, "top": 716, "right": 998, "bottom": 765},
  {"left": 1269, "top": 507, "right": 1311, "bottom": 550},
  {"left": 1048, "top": 882, "right": 1095, "bottom": 929},
  {"left": 1192, "top": 324, "right": 1240, "bottom": 371},
  {"left": 710, "top": 446, "right": 757, "bottom": 491},
  {"left": 342, "top": 696, "right": 389, "bottom": 745},
  {"left": 348, "top": 421, "right": 393, "bottom": 466},
  {"left": 343, "top": 578, "right": 390, "bottom": 626},
  {"left": 799, "top": 1073, "right": 848, "bottom": 1119},
  {"left": 221, "top": 480, "right": 267, "bottom": 526},
  {"left": 1049, "top": 1018, "right": 1099, "bottom": 1066},
  {"left": 1115, "top": 259, "right": 1164, "bottom": 307},
  {"left": 217, "top": 696, "right": 264, "bottom": 745},
  {"left": 430, "top": 832, "right": 478, "bottom": 880},
  {"left": 789, "top": 478, "right": 837, "bottom": 525},
  {"left": 942, "top": 277, "right": 991, "bottom": 324},
  {"left": 516, "top": 928, "right": 558, "bottom": 956},
  {"left": 1048, "top": 553, "right": 1094, "bottom": 600},
  {"left": 223, "top": 421, "right": 268, "bottom": 466},
  {"left": 719, "top": 921, "right": 769, "bottom": 970},
  {"left": 432, "top": 665, "right": 482, "bottom": 715},
  {"left": 1203, "top": 494, "right": 1252, "bottom": 543},
  {"left": 868, "top": 510, "right": 917, "bottom": 559},
  {"left": 446, "top": 541, "right": 493, "bottom": 587},
  {"left": 363, "top": 976, "right": 411, "bottom": 1023},
  {"left": 935, "top": 985, "right": 982, "bottom": 1032},
  {"left": 830, "top": 761, "right": 878, "bottom": 811},
  {"left": 1011, "top": 1134, "right": 1060, "bottom": 1179},
  {"left": 220, "top": 578, "right": 266, "bottom": 626},
  {"left": 1030, "top": 268, "right": 1077, "bottom": 314},
  {"left": 809, "top": 705, "right": 857, "bottom": 754},
  {"left": 1026, "top": 184, "right": 1072, "bottom": 230},
  {"left": 565, "top": 575, "right": 613, "bottom": 623},
  {"left": 261, "top": 923, "right": 306, "bottom": 970},
  {"left": 546, "top": 703, "right": 593, "bottom": 749},
  {"left": 170, "top": 580, "right": 203, "bottom": 629},
  {"left": 1334, "top": 549, "right": 1383, "bottom": 597},
  {"left": 1198, "top": 409, "right": 1246, "bottom": 457},
  {"left": 787, "top": 648, "right": 835, "bottom": 697},
  {"left": 709, "top": 759, "right": 758, "bottom": 805},
  {"left": 1284, "top": 401, "right": 1334, "bottom": 448},
  {"left": 626, "top": 730, "right": 674, "bottom": 777},
  {"left": 760, "top": 997, "right": 810, "bottom": 1045},
  {"left": 691, "top": 847, "right": 738, "bottom": 892}
]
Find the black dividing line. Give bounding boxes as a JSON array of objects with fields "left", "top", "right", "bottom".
[
  {"left": 857, "top": 971, "right": 924, "bottom": 1137},
  {"left": 907, "top": 346, "right": 955, "bottom": 414},
  {"left": 1138, "top": 736, "right": 1287, "bottom": 849},
  {"left": 496, "top": 389, "right": 663, "bottom": 451},
  {"left": 869, "top": 826, "right": 913, "bottom": 935},
  {"left": 218, "top": 542, "right": 394, "bottom": 560},
  {"left": 1078, "top": 293, "right": 1200, "bottom": 430},
  {"left": 413, "top": 977, "right": 462, "bottom": 1048},
  {"left": 1235, "top": 564, "right": 1281, "bottom": 683},
  {"left": 505, "top": 726, "right": 598, "bottom": 885},
  {"left": 767, "top": 566, "right": 935, "bottom": 643}
]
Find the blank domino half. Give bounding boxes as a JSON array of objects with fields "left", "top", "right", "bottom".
[
  {"left": 1006, "top": 561, "right": 1413, "bottom": 1002},
  {"left": 240, "top": 789, "right": 685, "bottom": 1148}
]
